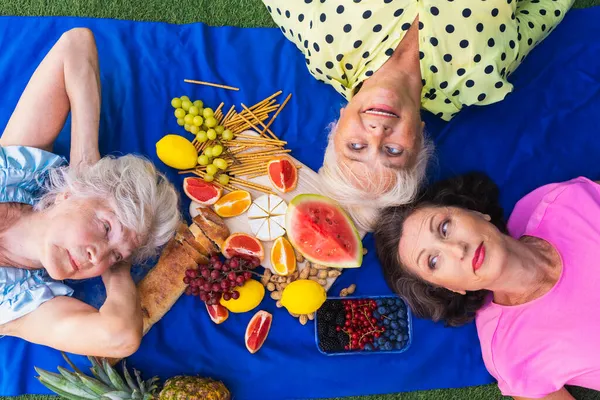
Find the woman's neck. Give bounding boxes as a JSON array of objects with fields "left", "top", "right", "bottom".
[
  {"left": 491, "top": 236, "right": 562, "bottom": 306},
  {"left": 360, "top": 17, "right": 422, "bottom": 104},
  {"left": 0, "top": 203, "right": 43, "bottom": 269}
]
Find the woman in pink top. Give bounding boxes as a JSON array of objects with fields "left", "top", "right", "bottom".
[{"left": 374, "top": 173, "right": 600, "bottom": 399}]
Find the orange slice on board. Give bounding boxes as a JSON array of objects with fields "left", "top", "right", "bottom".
[
  {"left": 213, "top": 190, "right": 252, "bottom": 217},
  {"left": 270, "top": 236, "right": 297, "bottom": 276}
]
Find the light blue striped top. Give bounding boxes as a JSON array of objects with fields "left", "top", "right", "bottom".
[{"left": 0, "top": 146, "right": 73, "bottom": 325}]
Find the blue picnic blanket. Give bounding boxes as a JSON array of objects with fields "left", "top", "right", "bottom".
[{"left": 0, "top": 8, "right": 599, "bottom": 398}]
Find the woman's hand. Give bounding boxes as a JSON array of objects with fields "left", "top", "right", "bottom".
[{"left": 0, "top": 28, "right": 101, "bottom": 166}]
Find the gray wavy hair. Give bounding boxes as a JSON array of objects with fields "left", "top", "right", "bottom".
[
  {"left": 35, "top": 154, "right": 181, "bottom": 263},
  {"left": 319, "top": 123, "right": 433, "bottom": 233}
]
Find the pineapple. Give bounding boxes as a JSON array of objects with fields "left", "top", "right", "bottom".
[{"left": 35, "top": 353, "right": 230, "bottom": 400}]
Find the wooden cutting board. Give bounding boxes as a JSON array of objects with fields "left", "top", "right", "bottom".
[{"left": 189, "top": 154, "right": 366, "bottom": 291}]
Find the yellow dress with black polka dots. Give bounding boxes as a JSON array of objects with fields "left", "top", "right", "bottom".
[{"left": 262, "top": 0, "right": 573, "bottom": 121}]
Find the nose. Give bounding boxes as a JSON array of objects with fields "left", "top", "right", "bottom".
[
  {"left": 442, "top": 240, "right": 467, "bottom": 261},
  {"left": 367, "top": 123, "right": 390, "bottom": 138},
  {"left": 87, "top": 243, "right": 110, "bottom": 265}
]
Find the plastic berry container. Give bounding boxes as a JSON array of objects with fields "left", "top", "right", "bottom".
[{"left": 314, "top": 295, "right": 413, "bottom": 356}]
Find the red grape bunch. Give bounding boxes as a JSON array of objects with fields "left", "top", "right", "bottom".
[{"left": 183, "top": 255, "right": 260, "bottom": 305}]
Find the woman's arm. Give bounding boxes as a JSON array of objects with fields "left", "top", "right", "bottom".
[
  {"left": 0, "top": 263, "right": 142, "bottom": 358},
  {"left": 0, "top": 28, "right": 101, "bottom": 166},
  {"left": 514, "top": 388, "right": 575, "bottom": 400}
]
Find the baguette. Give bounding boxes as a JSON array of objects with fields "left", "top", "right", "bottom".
[
  {"left": 137, "top": 238, "right": 197, "bottom": 334},
  {"left": 188, "top": 223, "right": 220, "bottom": 255},
  {"left": 192, "top": 207, "right": 230, "bottom": 251}
]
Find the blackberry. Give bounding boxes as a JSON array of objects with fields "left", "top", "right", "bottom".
[
  {"left": 337, "top": 331, "right": 349, "bottom": 345},
  {"left": 322, "top": 310, "right": 335, "bottom": 322},
  {"left": 335, "top": 313, "right": 345, "bottom": 326},
  {"left": 327, "top": 325, "right": 337, "bottom": 338},
  {"left": 319, "top": 338, "right": 340, "bottom": 352}
]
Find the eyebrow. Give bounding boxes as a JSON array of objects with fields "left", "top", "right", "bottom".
[{"left": 415, "top": 214, "right": 436, "bottom": 268}]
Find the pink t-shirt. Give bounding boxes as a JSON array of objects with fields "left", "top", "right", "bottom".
[{"left": 476, "top": 177, "right": 600, "bottom": 398}]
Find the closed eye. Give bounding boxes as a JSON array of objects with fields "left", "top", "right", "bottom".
[{"left": 103, "top": 220, "right": 111, "bottom": 237}]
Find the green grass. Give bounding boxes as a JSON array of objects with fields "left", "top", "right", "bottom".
[{"left": 1, "top": 0, "right": 600, "bottom": 399}]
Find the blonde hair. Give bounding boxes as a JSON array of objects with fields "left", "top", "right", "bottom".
[
  {"left": 319, "top": 123, "right": 433, "bottom": 232},
  {"left": 35, "top": 155, "right": 181, "bottom": 263}
]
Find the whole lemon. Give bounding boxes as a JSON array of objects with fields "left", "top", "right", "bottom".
[
  {"left": 281, "top": 279, "right": 326, "bottom": 315},
  {"left": 220, "top": 279, "right": 265, "bottom": 313},
  {"left": 156, "top": 134, "right": 198, "bottom": 170}
]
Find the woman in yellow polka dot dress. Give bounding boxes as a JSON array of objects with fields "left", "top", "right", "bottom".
[{"left": 262, "top": 0, "right": 573, "bottom": 232}]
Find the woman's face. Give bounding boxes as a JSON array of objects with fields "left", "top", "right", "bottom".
[
  {"left": 398, "top": 206, "right": 509, "bottom": 293},
  {"left": 40, "top": 195, "right": 140, "bottom": 280},
  {"left": 332, "top": 85, "right": 424, "bottom": 190}
]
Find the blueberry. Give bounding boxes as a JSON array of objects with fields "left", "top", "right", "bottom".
[
  {"left": 383, "top": 331, "right": 391, "bottom": 338},
  {"left": 397, "top": 310, "right": 406, "bottom": 319},
  {"left": 376, "top": 299, "right": 384, "bottom": 306},
  {"left": 378, "top": 306, "right": 388, "bottom": 314},
  {"left": 394, "top": 298, "right": 403, "bottom": 306},
  {"left": 364, "top": 343, "right": 374, "bottom": 351},
  {"left": 373, "top": 341, "right": 380, "bottom": 349},
  {"left": 388, "top": 335, "right": 396, "bottom": 341},
  {"left": 392, "top": 329, "right": 399, "bottom": 336},
  {"left": 383, "top": 342, "right": 393, "bottom": 351},
  {"left": 394, "top": 341, "right": 404, "bottom": 350},
  {"left": 383, "top": 319, "right": 390, "bottom": 326},
  {"left": 372, "top": 310, "right": 380, "bottom": 319},
  {"left": 386, "top": 299, "right": 395, "bottom": 306},
  {"left": 390, "top": 305, "right": 398, "bottom": 312},
  {"left": 377, "top": 337, "right": 386, "bottom": 345},
  {"left": 402, "top": 334, "right": 409, "bottom": 341},
  {"left": 398, "top": 320, "right": 408, "bottom": 328}
]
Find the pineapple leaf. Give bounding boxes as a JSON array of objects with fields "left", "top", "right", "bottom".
[
  {"left": 122, "top": 361, "right": 139, "bottom": 393},
  {"left": 131, "top": 389, "right": 142, "bottom": 400},
  {"left": 35, "top": 375, "right": 96, "bottom": 400},
  {"left": 77, "top": 373, "right": 114, "bottom": 396},
  {"left": 61, "top": 352, "right": 84, "bottom": 375},
  {"left": 100, "top": 390, "right": 131, "bottom": 400},
  {"left": 144, "top": 377, "right": 159, "bottom": 394},
  {"left": 134, "top": 369, "right": 146, "bottom": 393},
  {"left": 89, "top": 357, "right": 113, "bottom": 387},
  {"left": 57, "top": 366, "right": 99, "bottom": 398},
  {"left": 102, "top": 358, "right": 129, "bottom": 392}
]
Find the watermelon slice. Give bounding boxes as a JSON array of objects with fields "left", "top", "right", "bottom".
[
  {"left": 285, "top": 194, "right": 363, "bottom": 268},
  {"left": 245, "top": 310, "right": 272, "bottom": 354}
]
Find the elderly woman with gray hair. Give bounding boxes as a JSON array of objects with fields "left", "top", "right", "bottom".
[
  {"left": 0, "top": 29, "right": 181, "bottom": 358},
  {"left": 263, "top": 0, "right": 573, "bottom": 231}
]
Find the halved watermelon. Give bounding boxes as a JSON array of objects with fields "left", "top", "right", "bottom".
[
  {"left": 245, "top": 310, "right": 272, "bottom": 354},
  {"left": 285, "top": 194, "right": 363, "bottom": 268}
]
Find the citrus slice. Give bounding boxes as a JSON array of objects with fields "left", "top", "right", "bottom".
[
  {"left": 183, "top": 177, "right": 222, "bottom": 206},
  {"left": 206, "top": 303, "right": 229, "bottom": 324},
  {"left": 245, "top": 310, "right": 272, "bottom": 354},
  {"left": 267, "top": 156, "right": 298, "bottom": 193},
  {"left": 270, "top": 236, "right": 297, "bottom": 276},
  {"left": 247, "top": 194, "right": 287, "bottom": 241},
  {"left": 214, "top": 190, "right": 252, "bottom": 217},
  {"left": 222, "top": 233, "right": 265, "bottom": 261}
]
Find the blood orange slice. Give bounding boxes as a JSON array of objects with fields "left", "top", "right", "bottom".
[
  {"left": 222, "top": 233, "right": 265, "bottom": 261},
  {"left": 245, "top": 310, "right": 272, "bottom": 354},
  {"left": 206, "top": 303, "right": 229, "bottom": 324},
  {"left": 267, "top": 156, "right": 298, "bottom": 193},
  {"left": 183, "top": 177, "right": 223, "bottom": 206}
]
